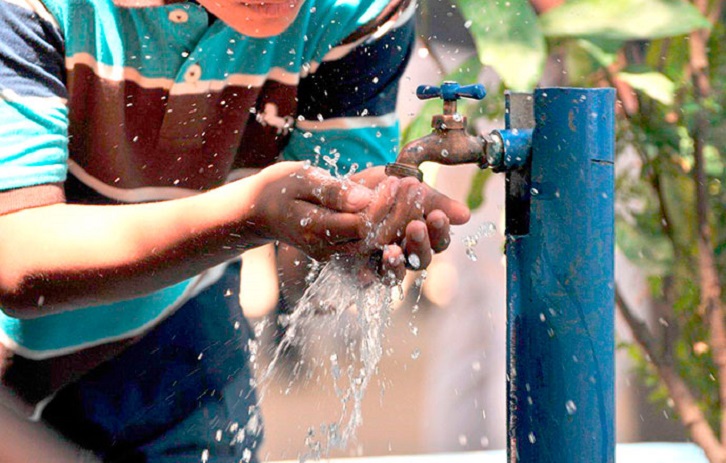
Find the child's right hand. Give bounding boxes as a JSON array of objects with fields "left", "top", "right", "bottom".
[{"left": 246, "top": 161, "right": 375, "bottom": 260}]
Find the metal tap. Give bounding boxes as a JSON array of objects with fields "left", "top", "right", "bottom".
[{"left": 385, "top": 81, "right": 489, "bottom": 181}]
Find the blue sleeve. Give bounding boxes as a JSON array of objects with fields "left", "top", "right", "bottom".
[
  {"left": 0, "top": 0, "right": 68, "bottom": 214},
  {"left": 283, "top": 8, "right": 415, "bottom": 176}
]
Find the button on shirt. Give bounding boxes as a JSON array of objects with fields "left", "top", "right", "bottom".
[
  {"left": 184, "top": 63, "right": 202, "bottom": 83},
  {"left": 168, "top": 9, "right": 189, "bottom": 23}
]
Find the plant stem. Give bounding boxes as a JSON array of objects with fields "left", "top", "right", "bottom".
[
  {"left": 616, "top": 285, "right": 726, "bottom": 462},
  {"left": 689, "top": 0, "right": 726, "bottom": 445}
]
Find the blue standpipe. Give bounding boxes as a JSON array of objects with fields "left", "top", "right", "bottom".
[
  {"left": 386, "top": 83, "right": 615, "bottom": 462},
  {"left": 504, "top": 88, "right": 616, "bottom": 462}
]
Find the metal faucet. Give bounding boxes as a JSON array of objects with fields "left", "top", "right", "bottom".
[
  {"left": 386, "top": 81, "right": 534, "bottom": 180},
  {"left": 385, "top": 81, "right": 489, "bottom": 181}
]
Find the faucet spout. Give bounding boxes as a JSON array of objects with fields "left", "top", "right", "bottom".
[
  {"left": 385, "top": 82, "right": 489, "bottom": 181},
  {"left": 388, "top": 130, "right": 487, "bottom": 181}
]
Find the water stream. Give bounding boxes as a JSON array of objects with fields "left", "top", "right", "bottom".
[
  {"left": 250, "top": 165, "right": 497, "bottom": 461},
  {"left": 255, "top": 255, "right": 402, "bottom": 461}
]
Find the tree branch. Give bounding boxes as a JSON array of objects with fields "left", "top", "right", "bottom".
[
  {"left": 689, "top": 0, "right": 726, "bottom": 445},
  {"left": 616, "top": 285, "right": 726, "bottom": 462}
]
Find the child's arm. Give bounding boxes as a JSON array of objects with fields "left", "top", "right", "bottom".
[{"left": 0, "top": 162, "right": 374, "bottom": 317}]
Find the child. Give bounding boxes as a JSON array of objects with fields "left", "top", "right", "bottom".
[{"left": 0, "top": 0, "right": 469, "bottom": 460}]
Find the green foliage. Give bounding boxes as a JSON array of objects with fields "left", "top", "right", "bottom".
[
  {"left": 617, "top": 66, "right": 675, "bottom": 105},
  {"left": 466, "top": 169, "right": 492, "bottom": 210},
  {"left": 539, "top": 0, "right": 711, "bottom": 40},
  {"left": 457, "top": 0, "right": 546, "bottom": 90}
]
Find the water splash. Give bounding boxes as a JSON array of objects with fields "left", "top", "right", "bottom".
[
  {"left": 462, "top": 222, "right": 497, "bottom": 261},
  {"left": 254, "top": 154, "right": 436, "bottom": 461},
  {"left": 257, "top": 256, "right": 396, "bottom": 461}
]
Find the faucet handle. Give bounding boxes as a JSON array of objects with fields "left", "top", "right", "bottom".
[{"left": 416, "top": 81, "right": 487, "bottom": 102}]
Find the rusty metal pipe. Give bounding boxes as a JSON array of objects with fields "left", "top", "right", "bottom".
[
  {"left": 386, "top": 116, "right": 487, "bottom": 181},
  {"left": 385, "top": 82, "right": 489, "bottom": 181},
  {"left": 397, "top": 129, "right": 486, "bottom": 169}
]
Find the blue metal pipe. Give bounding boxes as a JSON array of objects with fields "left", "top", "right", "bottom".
[{"left": 505, "top": 88, "right": 616, "bottom": 462}]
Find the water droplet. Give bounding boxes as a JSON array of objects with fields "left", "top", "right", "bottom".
[
  {"left": 479, "top": 222, "right": 496, "bottom": 237},
  {"left": 201, "top": 449, "right": 209, "bottom": 463},
  {"left": 464, "top": 20, "right": 473, "bottom": 29},
  {"left": 530, "top": 187, "right": 539, "bottom": 196},
  {"left": 411, "top": 348, "right": 421, "bottom": 360},
  {"left": 458, "top": 434, "right": 468, "bottom": 446},
  {"left": 300, "top": 217, "right": 312, "bottom": 227},
  {"left": 566, "top": 400, "right": 577, "bottom": 415},
  {"left": 528, "top": 432, "right": 536, "bottom": 444},
  {"left": 441, "top": 149, "right": 449, "bottom": 158},
  {"left": 407, "top": 253, "right": 421, "bottom": 269}
]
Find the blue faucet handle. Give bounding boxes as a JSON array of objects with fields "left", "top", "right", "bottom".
[
  {"left": 415, "top": 81, "right": 487, "bottom": 102},
  {"left": 456, "top": 83, "right": 487, "bottom": 100}
]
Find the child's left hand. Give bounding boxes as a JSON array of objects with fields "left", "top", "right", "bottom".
[{"left": 349, "top": 166, "right": 470, "bottom": 282}]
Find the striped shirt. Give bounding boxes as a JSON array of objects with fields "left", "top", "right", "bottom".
[{"left": 0, "top": 0, "right": 414, "bottom": 361}]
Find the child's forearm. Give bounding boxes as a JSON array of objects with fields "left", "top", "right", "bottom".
[{"left": 0, "top": 177, "right": 264, "bottom": 317}]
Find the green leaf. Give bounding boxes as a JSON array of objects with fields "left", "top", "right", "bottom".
[
  {"left": 576, "top": 38, "right": 622, "bottom": 67},
  {"left": 456, "top": 0, "right": 546, "bottom": 91},
  {"left": 564, "top": 38, "right": 622, "bottom": 85},
  {"left": 617, "top": 67, "right": 676, "bottom": 105},
  {"left": 644, "top": 37, "right": 690, "bottom": 83},
  {"left": 401, "top": 99, "right": 440, "bottom": 146},
  {"left": 704, "top": 145, "right": 723, "bottom": 177},
  {"left": 466, "top": 168, "right": 492, "bottom": 210},
  {"left": 539, "top": 0, "right": 711, "bottom": 41},
  {"left": 615, "top": 220, "right": 672, "bottom": 273}
]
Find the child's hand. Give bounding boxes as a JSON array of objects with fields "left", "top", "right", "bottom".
[
  {"left": 350, "top": 166, "right": 470, "bottom": 281},
  {"left": 247, "top": 162, "right": 375, "bottom": 260},
  {"left": 249, "top": 162, "right": 469, "bottom": 285}
]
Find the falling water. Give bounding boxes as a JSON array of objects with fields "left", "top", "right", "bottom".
[
  {"left": 463, "top": 222, "right": 497, "bottom": 261},
  {"left": 256, "top": 253, "right": 400, "bottom": 461}
]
